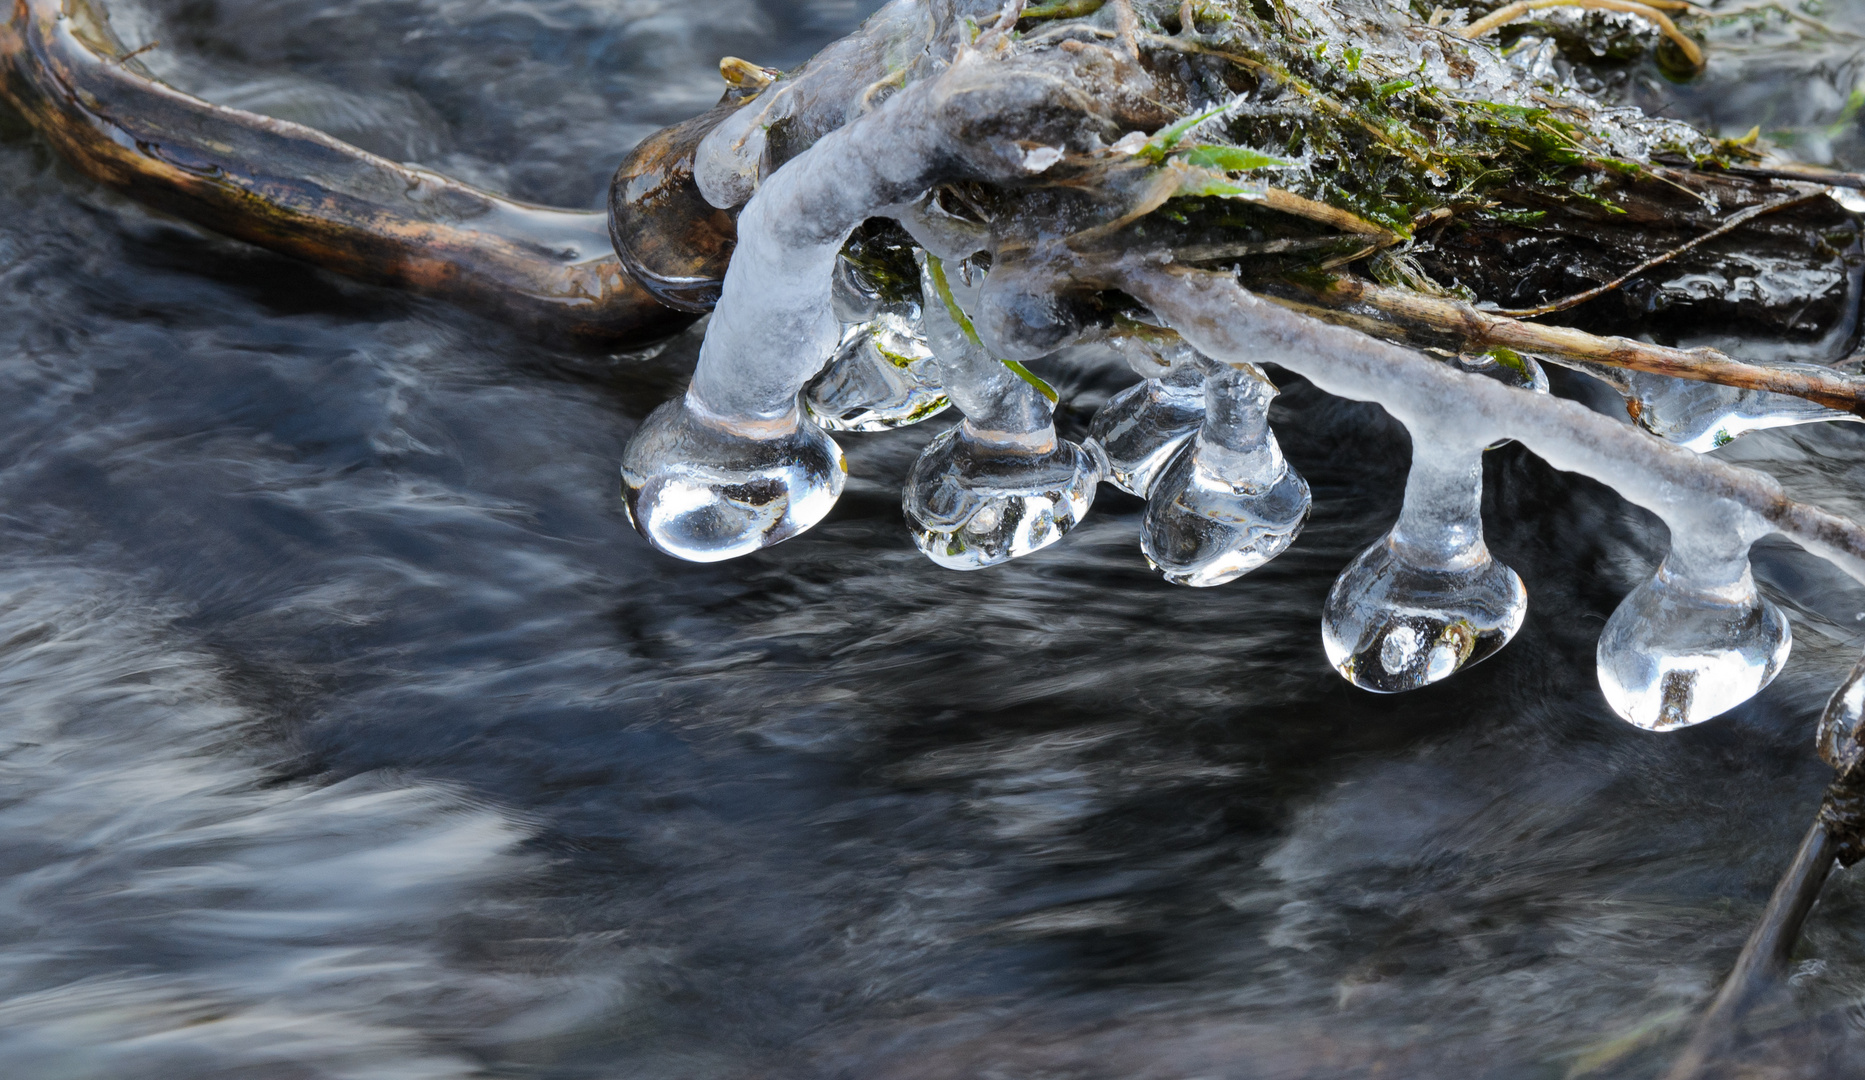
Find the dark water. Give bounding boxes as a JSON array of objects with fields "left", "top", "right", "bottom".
[{"left": 6, "top": 2, "right": 1865, "bottom": 1077}]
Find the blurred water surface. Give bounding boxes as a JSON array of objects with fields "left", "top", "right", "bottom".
[{"left": 6, "top": 1, "right": 1865, "bottom": 1076}]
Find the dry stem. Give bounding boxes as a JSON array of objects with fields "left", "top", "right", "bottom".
[{"left": 1279, "top": 273, "right": 1865, "bottom": 416}]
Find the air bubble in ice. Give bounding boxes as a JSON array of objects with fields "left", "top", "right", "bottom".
[
  {"left": 621, "top": 393, "right": 846, "bottom": 562},
  {"left": 1596, "top": 541, "right": 1791, "bottom": 730},
  {"left": 1321, "top": 443, "right": 1527, "bottom": 692},
  {"left": 1140, "top": 362, "right": 1311, "bottom": 587}
]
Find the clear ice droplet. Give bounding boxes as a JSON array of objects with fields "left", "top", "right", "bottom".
[
  {"left": 1088, "top": 365, "right": 1206, "bottom": 497},
  {"left": 1596, "top": 546, "right": 1792, "bottom": 730},
  {"left": 1321, "top": 443, "right": 1527, "bottom": 692},
  {"left": 805, "top": 312, "right": 950, "bottom": 431},
  {"left": 902, "top": 424, "right": 1101, "bottom": 570},
  {"left": 1817, "top": 653, "right": 1865, "bottom": 771},
  {"left": 900, "top": 253, "right": 1100, "bottom": 569},
  {"left": 1141, "top": 363, "right": 1310, "bottom": 587},
  {"left": 621, "top": 392, "right": 846, "bottom": 562},
  {"left": 1585, "top": 364, "right": 1859, "bottom": 453},
  {"left": 805, "top": 249, "right": 948, "bottom": 431}
]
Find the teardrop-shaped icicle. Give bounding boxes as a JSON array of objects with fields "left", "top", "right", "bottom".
[
  {"left": 901, "top": 255, "right": 1099, "bottom": 569},
  {"left": 1596, "top": 536, "right": 1791, "bottom": 730},
  {"left": 1321, "top": 440, "right": 1526, "bottom": 692},
  {"left": 621, "top": 392, "right": 846, "bottom": 562},
  {"left": 904, "top": 423, "right": 1100, "bottom": 570},
  {"left": 1141, "top": 362, "right": 1310, "bottom": 587},
  {"left": 1088, "top": 364, "right": 1206, "bottom": 497}
]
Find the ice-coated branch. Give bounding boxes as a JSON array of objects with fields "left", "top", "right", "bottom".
[
  {"left": 1119, "top": 263, "right": 1865, "bottom": 588},
  {"left": 1282, "top": 274, "right": 1865, "bottom": 419}
]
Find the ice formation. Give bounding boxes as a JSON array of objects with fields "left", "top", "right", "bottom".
[{"left": 614, "top": 0, "right": 1865, "bottom": 727}]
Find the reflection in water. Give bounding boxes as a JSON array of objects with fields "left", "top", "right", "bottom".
[{"left": 3, "top": 0, "right": 1865, "bottom": 1077}]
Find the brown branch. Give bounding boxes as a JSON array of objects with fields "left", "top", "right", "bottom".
[
  {"left": 1491, "top": 188, "right": 1825, "bottom": 318},
  {"left": 1281, "top": 273, "right": 1865, "bottom": 417}
]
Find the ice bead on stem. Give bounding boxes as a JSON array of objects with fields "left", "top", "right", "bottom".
[
  {"left": 1321, "top": 435, "right": 1527, "bottom": 692},
  {"left": 805, "top": 252, "right": 949, "bottom": 432},
  {"left": 902, "top": 256, "right": 1100, "bottom": 570},
  {"left": 1818, "top": 652, "right": 1865, "bottom": 770},
  {"left": 1141, "top": 361, "right": 1311, "bottom": 587},
  {"left": 1088, "top": 356, "right": 1207, "bottom": 497},
  {"left": 1580, "top": 363, "right": 1859, "bottom": 453},
  {"left": 621, "top": 395, "right": 846, "bottom": 562},
  {"left": 624, "top": 70, "right": 967, "bottom": 562},
  {"left": 1596, "top": 515, "right": 1791, "bottom": 730}
]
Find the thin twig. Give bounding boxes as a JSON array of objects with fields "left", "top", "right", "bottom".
[
  {"left": 1699, "top": 160, "right": 1865, "bottom": 191},
  {"left": 1491, "top": 189, "right": 1823, "bottom": 317},
  {"left": 113, "top": 39, "right": 158, "bottom": 65},
  {"left": 1461, "top": 0, "right": 1705, "bottom": 74},
  {"left": 1282, "top": 273, "right": 1865, "bottom": 416}
]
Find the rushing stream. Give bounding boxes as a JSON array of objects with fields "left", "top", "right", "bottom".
[{"left": 6, "top": 1, "right": 1865, "bottom": 1076}]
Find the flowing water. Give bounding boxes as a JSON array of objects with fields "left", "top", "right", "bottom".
[{"left": 6, "top": 1, "right": 1865, "bottom": 1076}]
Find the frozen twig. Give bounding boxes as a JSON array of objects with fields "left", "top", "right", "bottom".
[{"left": 1281, "top": 273, "right": 1865, "bottom": 417}]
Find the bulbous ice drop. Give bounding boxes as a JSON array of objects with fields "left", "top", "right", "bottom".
[
  {"left": 1596, "top": 535, "right": 1791, "bottom": 730},
  {"left": 1088, "top": 364, "right": 1206, "bottom": 497},
  {"left": 904, "top": 424, "right": 1101, "bottom": 569},
  {"left": 901, "top": 254, "right": 1100, "bottom": 569},
  {"left": 621, "top": 392, "right": 846, "bottom": 562},
  {"left": 1321, "top": 442, "right": 1527, "bottom": 692},
  {"left": 1141, "top": 363, "right": 1311, "bottom": 587},
  {"left": 1817, "top": 653, "right": 1865, "bottom": 772}
]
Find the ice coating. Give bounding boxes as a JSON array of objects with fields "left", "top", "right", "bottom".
[
  {"left": 1089, "top": 360, "right": 1207, "bottom": 498},
  {"left": 902, "top": 256, "right": 1100, "bottom": 569},
  {"left": 805, "top": 252, "right": 948, "bottom": 431},
  {"left": 1596, "top": 513, "right": 1792, "bottom": 730},
  {"left": 1319, "top": 434, "right": 1526, "bottom": 691},
  {"left": 613, "top": 0, "right": 1865, "bottom": 726},
  {"left": 1581, "top": 362, "right": 1862, "bottom": 452},
  {"left": 1141, "top": 362, "right": 1311, "bottom": 587},
  {"left": 1119, "top": 268, "right": 1865, "bottom": 590},
  {"left": 1819, "top": 653, "right": 1865, "bottom": 771}
]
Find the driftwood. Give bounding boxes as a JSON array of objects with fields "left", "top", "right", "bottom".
[{"left": 0, "top": 0, "right": 690, "bottom": 343}]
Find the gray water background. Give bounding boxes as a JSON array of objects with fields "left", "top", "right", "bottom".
[{"left": 5, "top": 1, "right": 1865, "bottom": 1076}]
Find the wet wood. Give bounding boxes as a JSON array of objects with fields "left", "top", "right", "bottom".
[
  {"left": 0, "top": 0, "right": 692, "bottom": 345},
  {"left": 1664, "top": 818, "right": 1837, "bottom": 1080},
  {"left": 608, "top": 98, "right": 744, "bottom": 313}
]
